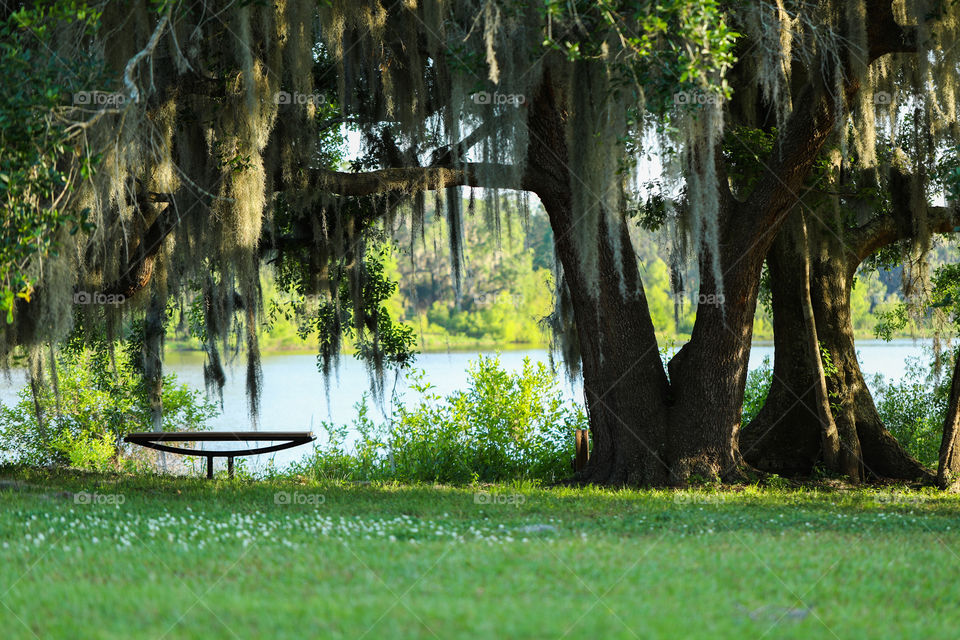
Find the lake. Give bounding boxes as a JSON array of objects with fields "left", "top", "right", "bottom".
[{"left": 0, "top": 339, "right": 936, "bottom": 471}]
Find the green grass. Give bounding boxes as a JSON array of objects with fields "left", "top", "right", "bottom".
[{"left": 2, "top": 469, "right": 960, "bottom": 639}]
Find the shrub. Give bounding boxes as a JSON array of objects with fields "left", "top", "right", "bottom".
[
  {"left": 742, "top": 356, "right": 772, "bottom": 426},
  {"left": 872, "top": 355, "right": 950, "bottom": 469},
  {"left": 292, "top": 355, "right": 585, "bottom": 483},
  {"left": 54, "top": 430, "right": 115, "bottom": 472},
  {"left": 0, "top": 344, "right": 218, "bottom": 469}
]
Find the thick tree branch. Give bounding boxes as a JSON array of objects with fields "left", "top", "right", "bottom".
[
  {"left": 866, "top": 0, "right": 918, "bottom": 62},
  {"left": 311, "top": 163, "right": 532, "bottom": 196},
  {"left": 739, "top": 80, "right": 840, "bottom": 237},
  {"left": 430, "top": 119, "right": 500, "bottom": 166},
  {"left": 847, "top": 206, "right": 958, "bottom": 267},
  {"left": 847, "top": 165, "right": 957, "bottom": 266},
  {"left": 123, "top": 13, "right": 170, "bottom": 104},
  {"left": 740, "top": 2, "right": 916, "bottom": 239},
  {"left": 102, "top": 200, "right": 178, "bottom": 298}
]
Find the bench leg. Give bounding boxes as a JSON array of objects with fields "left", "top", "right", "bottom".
[
  {"left": 228, "top": 456, "right": 234, "bottom": 478},
  {"left": 206, "top": 456, "right": 213, "bottom": 480}
]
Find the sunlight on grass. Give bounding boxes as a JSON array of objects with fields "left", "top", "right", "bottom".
[{"left": 1, "top": 470, "right": 959, "bottom": 639}]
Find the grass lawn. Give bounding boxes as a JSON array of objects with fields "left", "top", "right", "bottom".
[{"left": 1, "top": 469, "right": 959, "bottom": 639}]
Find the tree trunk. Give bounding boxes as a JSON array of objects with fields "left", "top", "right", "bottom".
[
  {"left": 536, "top": 175, "right": 782, "bottom": 484},
  {"left": 528, "top": 74, "right": 672, "bottom": 485},
  {"left": 739, "top": 217, "right": 824, "bottom": 475},
  {"left": 522, "top": 47, "right": 854, "bottom": 485},
  {"left": 517, "top": 7, "right": 914, "bottom": 485},
  {"left": 937, "top": 353, "right": 960, "bottom": 489},
  {"left": 812, "top": 239, "right": 927, "bottom": 480},
  {"left": 143, "top": 291, "right": 166, "bottom": 468},
  {"left": 663, "top": 250, "right": 759, "bottom": 483},
  {"left": 799, "top": 214, "right": 845, "bottom": 474},
  {"left": 742, "top": 215, "right": 931, "bottom": 481}
]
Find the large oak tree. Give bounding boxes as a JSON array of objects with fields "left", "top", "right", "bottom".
[{"left": 5, "top": 0, "right": 960, "bottom": 486}]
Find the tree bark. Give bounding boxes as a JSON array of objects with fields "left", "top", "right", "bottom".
[
  {"left": 143, "top": 293, "right": 165, "bottom": 431},
  {"left": 798, "top": 214, "right": 845, "bottom": 474},
  {"left": 937, "top": 354, "right": 960, "bottom": 489},
  {"left": 142, "top": 288, "right": 166, "bottom": 469},
  {"left": 739, "top": 216, "right": 824, "bottom": 475},
  {"left": 527, "top": 73, "right": 671, "bottom": 485},
  {"left": 742, "top": 213, "right": 933, "bottom": 481},
  {"left": 524, "top": 59, "right": 840, "bottom": 484}
]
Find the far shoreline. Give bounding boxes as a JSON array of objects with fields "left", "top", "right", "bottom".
[{"left": 159, "top": 334, "right": 939, "bottom": 363}]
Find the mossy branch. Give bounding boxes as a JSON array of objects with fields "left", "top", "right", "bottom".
[{"left": 311, "top": 163, "right": 531, "bottom": 197}]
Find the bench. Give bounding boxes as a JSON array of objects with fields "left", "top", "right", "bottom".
[{"left": 124, "top": 431, "right": 316, "bottom": 479}]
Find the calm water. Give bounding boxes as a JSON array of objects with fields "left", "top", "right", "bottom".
[{"left": 0, "top": 339, "right": 934, "bottom": 471}]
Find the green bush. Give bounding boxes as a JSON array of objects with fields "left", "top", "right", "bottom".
[
  {"left": 0, "top": 344, "right": 218, "bottom": 469},
  {"left": 292, "top": 355, "right": 585, "bottom": 483},
  {"left": 742, "top": 356, "right": 772, "bottom": 426},
  {"left": 54, "top": 430, "right": 116, "bottom": 472},
  {"left": 872, "top": 356, "right": 950, "bottom": 469}
]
